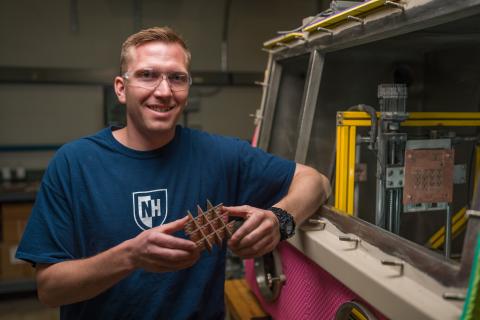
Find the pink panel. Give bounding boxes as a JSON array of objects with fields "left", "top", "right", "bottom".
[{"left": 244, "top": 242, "right": 388, "bottom": 320}]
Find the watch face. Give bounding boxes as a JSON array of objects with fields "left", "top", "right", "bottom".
[{"left": 285, "top": 222, "right": 294, "bottom": 234}]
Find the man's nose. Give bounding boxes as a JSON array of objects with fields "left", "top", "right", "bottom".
[{"left": 153, "top": 76, "right": 172, "bottom": 96}]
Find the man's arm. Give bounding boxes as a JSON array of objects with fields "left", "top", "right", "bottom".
[
  {"left": 36, "top": 216, "right": 199, "bottom": 307},
  {"left": 271, "top": 163, "right": 330, "bottom": 225},
  {"left": 226, "top": 163, "right": 330, "bottom": 258}
]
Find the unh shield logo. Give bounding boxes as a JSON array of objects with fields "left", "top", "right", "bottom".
[{"left": 132, "top": 189, "right": 168, "bottom": 230}]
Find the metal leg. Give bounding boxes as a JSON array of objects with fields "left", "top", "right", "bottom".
[
  {"left": 387, "top": 189, "right": 394, "bottom": 232},
  {"left": 444, "top": 204, "right": 452, "bottom": 258},
  {"left": 375, "top": 122, "right": 387, "bottom": 228},
  {"left": 394, "top": 189, "right": 402, "bottom": 234}
]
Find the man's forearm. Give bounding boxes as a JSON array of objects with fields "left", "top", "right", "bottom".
[
  {"left": 274, "top": 163, "right": 331, "bottom": 225},
  {"left": 36, "top": 239, "right": 135, "bottom": 307},
  {"left": 36, "top": 217, "right": 200, "bottom": 307}
]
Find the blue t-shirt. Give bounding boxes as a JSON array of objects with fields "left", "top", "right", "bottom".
[{"left": 16, "top": 126, "right": 295, "bottom": 320}]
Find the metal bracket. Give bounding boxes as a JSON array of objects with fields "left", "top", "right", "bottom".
[
  {"left": 406, "top": 138, "right": 451, "bottom": 150},
  {"left": 316, "top": 27, "right": 333, "bottom": 35},
  {"left": 275, "top": 42, "right": 292, "bottom": 49},
  {"left": 308, "top": 217, "right": 325, "bottom": 225},
  {"left": 301, "top": 217, "right": 326, "bottom": 231},
  {"left": 404, "top": 202, "right": 448, "bottom": 213},
  {"left": 249, "top": 109, "right": 264, "bottom": 126},
  {"left": 347, "top": 15, "right": 365, "bottom": 25},
  {"left": 442, "top": 292, "right": 466, "bottom": 301},
  {"left": 381, "top": 259, "right": 404, "bottom": 276},
  {"left": 385, "top": 1, "right": 405, "bottom": 11},
  {"left": 385, "top": 166, "right": 404, "bottom": 189},
  {"left": 339, "top": 235, "right": 360, "bottom": 249},
  {"left": 254, "top": 81, "right": 268, "bottom": 87}
]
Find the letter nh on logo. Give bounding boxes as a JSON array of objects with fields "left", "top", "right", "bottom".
[
  {"left": 138, "top": 196, "right": 162, "bottom": 218},
  {"left": 132, "top": 189, "right": 168, "bottom": 230}
]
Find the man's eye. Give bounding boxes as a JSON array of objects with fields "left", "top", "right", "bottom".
[
  {"left": 169, "top": 73, "right": 188, "bottom": 83},
  {"left": 136, "top": 70, "right": 157, "bottom": 80}
]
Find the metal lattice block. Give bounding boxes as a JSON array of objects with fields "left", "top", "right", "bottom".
[
  {"left": 184, "top": 200, "right": 235, "bottom": 252},
  {"left": 403, "top": 149, "right": 454, "bottom": 205}
]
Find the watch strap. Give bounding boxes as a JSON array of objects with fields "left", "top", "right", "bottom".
[{"left": 268, "top": 206, "right": 296, "bottom": 241}]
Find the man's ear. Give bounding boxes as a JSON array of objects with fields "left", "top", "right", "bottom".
[{"left": 114, "top": 76, "right": 126, "bottom": 104}]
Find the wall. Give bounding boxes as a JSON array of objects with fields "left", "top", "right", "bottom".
[{"left": 0, "top": 0, "right": 318, "bottom": 170}]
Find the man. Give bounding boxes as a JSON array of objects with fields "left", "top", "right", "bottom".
[{"left": 16, "top": 26, "right": 330, "bottom": 319}]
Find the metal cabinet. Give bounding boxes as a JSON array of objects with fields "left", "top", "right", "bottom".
[{"left": 252, "top": 1, "right": 480, "bottom": 319}]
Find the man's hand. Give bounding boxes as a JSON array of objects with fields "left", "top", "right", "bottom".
[
  {"left": 224, "top": 205, "right": 280, "bottom": 259},
  {"left": 126, "top": 216, "right": 200, "bottom": 272},
  {"left": 36, "top": 216, "right": 200, "bottom": 307}
]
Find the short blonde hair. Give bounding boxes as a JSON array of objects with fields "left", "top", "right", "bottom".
[{"left": 120, "top": 26, "right": 191, "bottom": 74}]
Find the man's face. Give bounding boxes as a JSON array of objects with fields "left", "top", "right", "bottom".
[{"left": 115, "top": 41, "right": 189, "bottom": 140}]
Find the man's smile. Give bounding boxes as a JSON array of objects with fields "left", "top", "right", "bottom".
[{"left": 146, "top": 104, "right": 176, "bottom": 113}]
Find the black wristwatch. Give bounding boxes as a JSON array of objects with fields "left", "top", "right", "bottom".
[{"left": 268, "top": 207, "right": 296, "bottom": 241}]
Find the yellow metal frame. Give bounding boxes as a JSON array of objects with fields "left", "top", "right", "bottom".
[
  {"left": 335, "top": 112, "right": 480, "bottom": 216},
  {"left": 263, "top": 32, "right": 305, "bottom": 49},
  {"left": 263, "top": 0, "right": 399, "bottom": 49},
  {"left": 303, "top": 0, "right": 392, "bottom": 32},
  {"left": 338, "top": 112, "right": 480, "bottom": 127},
  {"left": 335, "top": 125, "right": 357, "bottom": 212}
]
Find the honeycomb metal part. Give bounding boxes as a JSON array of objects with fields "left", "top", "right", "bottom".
[
  {"left": 403, "top": 149, "right": 454, "bottom": 205},
  {"left": 184, "top": 200, "right": 235, "bottom": 252}
]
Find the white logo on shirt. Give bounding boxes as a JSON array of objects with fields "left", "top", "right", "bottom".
[{"left": 132, "top": 189, "right": 168, "bottom": 230}]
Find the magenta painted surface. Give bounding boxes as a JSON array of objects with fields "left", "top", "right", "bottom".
[{"left": 244, "top": 242, "right": 387, "bottom": 320}]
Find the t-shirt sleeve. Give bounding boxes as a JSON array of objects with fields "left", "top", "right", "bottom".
[
  {"left": 234, "top": 140, "right": 296, "bottom": 208},
  {"left": 15, "top": 149, "right": 75, "bottom": 265}
]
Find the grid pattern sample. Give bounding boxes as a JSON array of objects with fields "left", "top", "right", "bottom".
[
  {"left": 403, "top": 149, "right": 454, "bottom": 205},
  {"left": 184, "top": 200, "right": 235, "bottom": 252}
]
